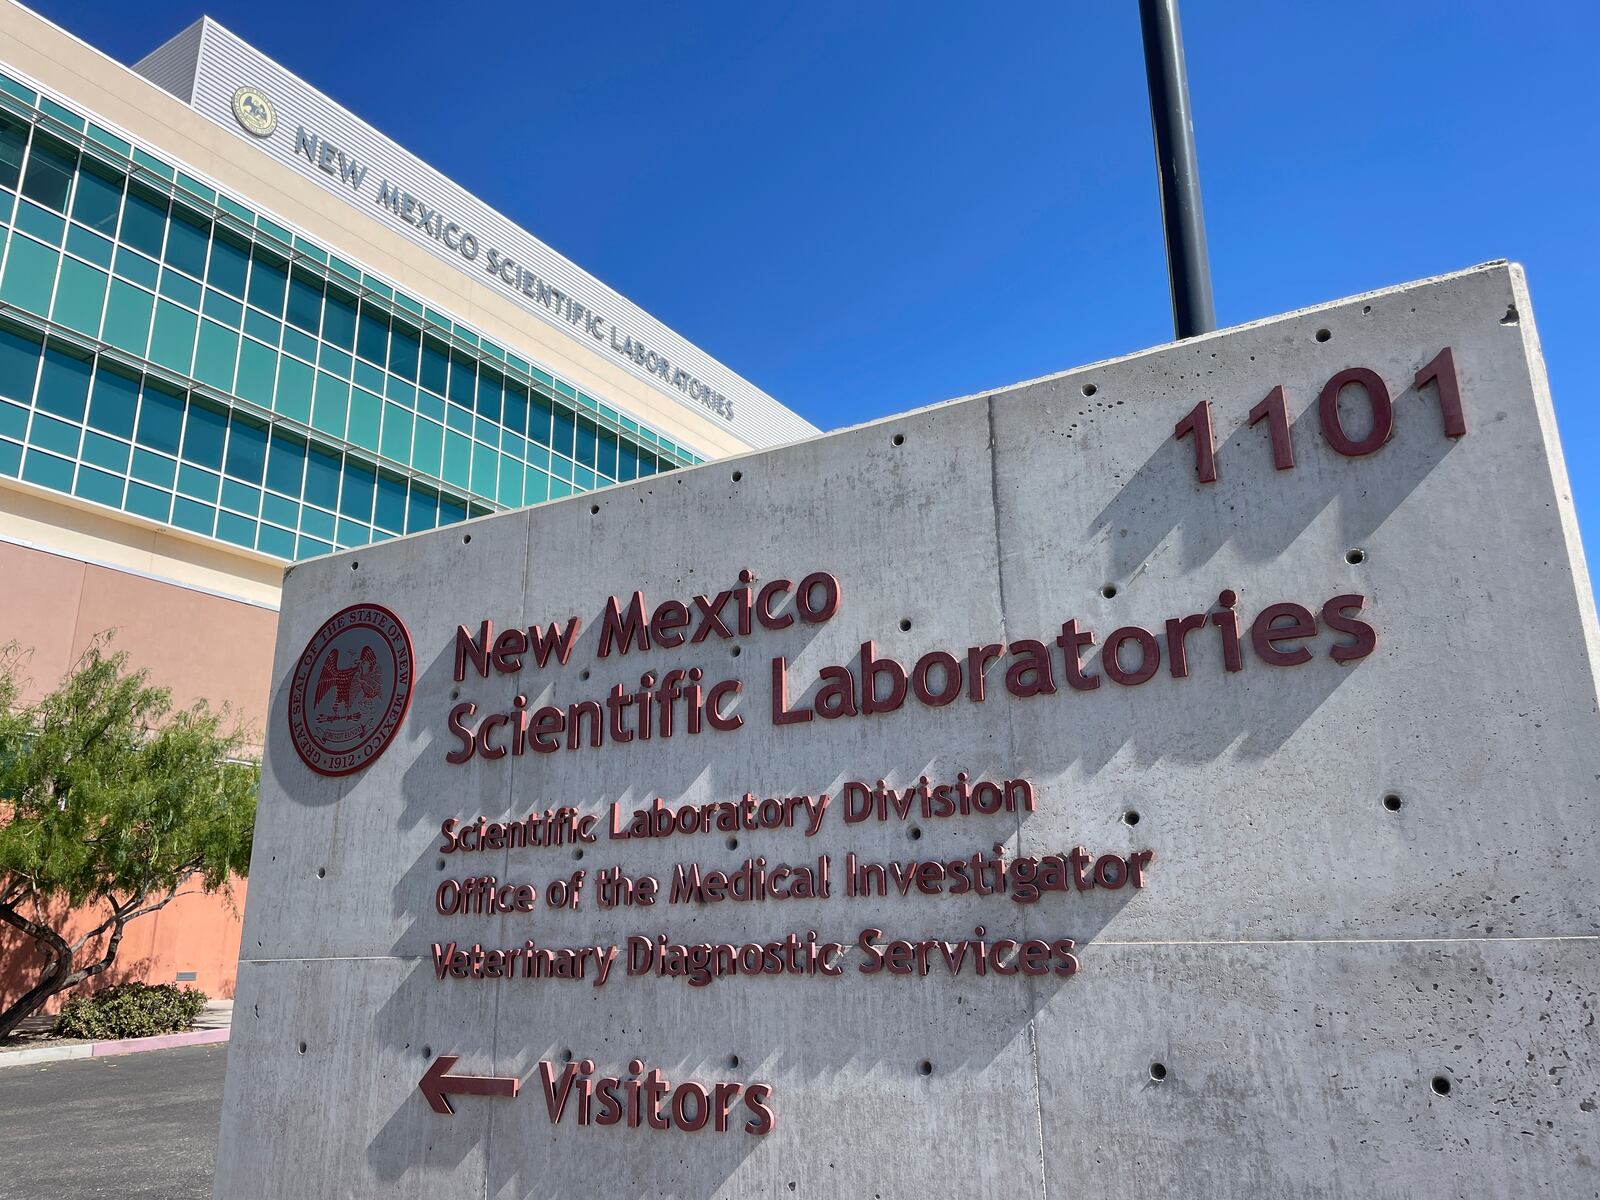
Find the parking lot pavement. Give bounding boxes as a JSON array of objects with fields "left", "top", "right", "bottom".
[{"left": 0, "top": 1042, "right": 224, "bottom": 1200}]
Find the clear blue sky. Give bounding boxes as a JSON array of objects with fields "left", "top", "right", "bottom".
[{"left": 32, "top": 2, "right": 1600, "bottom": 570}]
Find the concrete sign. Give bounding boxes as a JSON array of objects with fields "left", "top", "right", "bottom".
[{"left": 215, "top": 263, "right": 1600, "bottom": 1197}]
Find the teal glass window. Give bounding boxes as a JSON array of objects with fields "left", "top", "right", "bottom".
[
  {"left": 504, "top": 382, "right": 528, "bottom": 435},
  {"left": 0, "top": 323, "right": 43, "bottom": 404},
  {"left": 575, "top": 418, "right": 597, "bottom": 468},
  {"left": 71, "top": 162, "right": 122, "bottom": 234},
  {"left": 247, "top": 250, "right": 287, "bottom": 316},
  {"left": 75, "top": 465, "right": 124, "bottom": 508},
  {"left": 374, "top": 472, "right": 406, "bottom": 533},
  {"left": 181, "top": 399, "right": 228, "bottom": 468},
  {"left": 420, "top": 337, "right": 448, "bottom": 394},
  {"left": 299, "top": 505, "right": 334, "bottom": 540},
  {"left": 113, "top": 246, "right": 158, "bottom": 290},
  {"left": 163, "top": 207, "right": 209, "bottom": 278},
  {"left": 0, "top": 113, "right": 26, "bottom": 190},
  {"left": 207, "top": 230, "right": 249, "bottom": 298},
  {"left": 1, "top": 236, "right": 59, "bottom": 315},
  {"left": 125, "top": 481, "right": 172, "bottom": 522},
  {"left": 64, "top": 225, "right": 112, "bottom": 269},
  {"left": 36, "top": 344, "right": 92, "bottom": 421},
  {"left": 286, "top": 270, "right": 322, "bottom": 334},
  {"left": 225, "top": 416, "right": 268, "bottom": 483},
  {"left": 340, "top": 459, "right": 375, "bottom": 522},
  {"left": 148, "top": 300, "right": 197, "bottom": 373},
  {"left": 355, "top": 304, "right": 387, "bottom": 365},
  {"left": 476, "top": 369, "right": 502, "bottom": 423},
  {"left": 322, "top": 288, "right": 356, "bottom": 350},
  {"left": 388, "top": 321, "right": 419, "bottom": 382},
  {"left": 528, "top": 393, "right": 553, "bottom": 446},
  {"left": 406, "top": 486, "right": 438, "bottom": 533},
  {"left": 193, "top": 320, "right": 239, "bottom": 390},
  {"left": 102, "top": 280, "right": 153, "bottom": 354},
  {"left": 135, "top": 383, "right": 184, "bottom": 454},
  {"left": 202, "top": 289, "right": 243, "bottom": 327},
  {"left": 16, "top": 200, "right": 65, "bottom": 245},
  {"left": 347, "top": 388, "right": 381, "bottom": 451},
  {"left": 261, "top": 492, "right": 297, "bottom": 528},
  {"left": 82, "top": 430, "right": 130, "bottom": 472},
  {"left": 21, "top": 134, "right": 75, "bottom": 212},
  {"left": 257, "top": 524, "right": 294, "bottom": 558},
  {"left": 119, "top": 183, "right": 167, "bottom": 258},
  {"left": 131, "top": 447, "right": 176, "bottom": 489},
  {"left": 0, "top": 84, "right": 706, "bottom": 558},
  {"left": 22, "top": 447, "right": 74, "bottom": 491},
  {"left": 304, "top": 444, "right": 340, "bottom": 509},
  {"left": 87, "top": 363, "right": 138, "bottom": 438},
  {"left": 274, "top": 355, "right": 313, "bottom": 423},
  {"left": 177, "top": 463, "right": 220, "bottom": 502},
  {"left": 447, "top": 351, "right": 475, "bottom": 408},
  {"left": 158, "top": 267, "right": 202, "bottom": 310},
  {"left": 216, "top": 511, "right": 255, "bottom": 549},
  {"left": 265, "top": 431, "right": 306, "bottom": 495},
  {"left": 0, "top": 397, "right": 27, "bottom": 441},
  {"left": 31, "top": 413, "right": 81, "bottom": 458},
  {"left": 551, "top": 405, "right": 575, "bottom": 458}
]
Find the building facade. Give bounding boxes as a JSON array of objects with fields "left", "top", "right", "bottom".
[{"left": 0, "top": 1, "right": 814, "bottom": 1010}]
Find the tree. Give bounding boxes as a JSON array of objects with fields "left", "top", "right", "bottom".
[{"left": 0, "top": 637, "right": 256, "bottom": 1041}]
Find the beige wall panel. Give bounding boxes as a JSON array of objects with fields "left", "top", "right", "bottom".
[
  {"left": 0, "top": 540, "right": 84, "bottom": 703},
  {"left": 69, "top": 561, "right": 277, "bottom": 741}
]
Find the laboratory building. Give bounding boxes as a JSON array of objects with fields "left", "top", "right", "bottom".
[{"left": 0, "top": 1, "right": 815, "bottom": 1005}]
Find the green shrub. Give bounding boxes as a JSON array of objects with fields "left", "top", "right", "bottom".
[{"left": 53, "top": 982, "right": 208, "bottom": 1040}]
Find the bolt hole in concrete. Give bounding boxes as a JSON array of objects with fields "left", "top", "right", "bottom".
[
  {"left": 892, "top": 433, "right": 905, "bottom": 447},
  {"left": 580, "top": 669, "right": 591, "bottom": 681},
  {"left": 298, "top": 1042, "right": 307, "bottom": 1055},
  {"left": 1432, "top": 1075, "right": 1452, "bottom": 1096},
  {"left": 899, "top": 618, "right": 912, "bottom": 632},
  {"left": 1081, "top": 382, "right": 1097, "bottom": 397},
  {"left": 1502, "top": 305, "right": 1520, "bottom": 325},
  {"left": 1149, "top": 1062, "right": 1168, "bottom": 1082},
  {"left": 918, "top": 1061, "right": 933, "bottom": 1076},
  {"left": 436, "top": 859, "right": 446, "bottom": 870},
  {"left": 451, "top": 687, "right": 460, "bottom": 700},
  {"left": 728, "top": 1055, "right": 741, "bottom": 1069},
  {"left": 350, "top": 560, "right": 359, "bottom": 571},
  {"left": 1315, "top": 328, "right": 1332, "bottom": 342},
  {"left": 909, "top": 826, "right": 923, "bottom": 841},
  {"left": 573, "top": 848, "right": 584, "bottom": 860},
  {"left": 1102, "top": 584, "right": 1118, "bottom": 599},
  {"left": 316, "top": 867, "right": 326, "bottom": 879},
  {"left": 422, "top": 1046, "right": 432, "bottom": 1059},
  {"left": 1384, "top": 794, "right": 1403, "bottom": 812},
  {"left": 462, "top": 533, "right": 471, "bottom": 544},
  {"left": 727, "top": 836, "right": 739, "bottom": 851},
  {"left": 590, "top": 504, "right": 599, "bottom": 514},
  {"left": 562, "top": 1049, "right": 573, "bottom": 1062},
  {"left": 1346, "top": 548, "right": 1366, "bottom": 565},
  {"left": 1123, "top": 810, "right": 1141, "bottom": 826},
  {"left": 732, "top": 646, "right": 742, "bottom": 658},
  {"left": 731, "top": 470, "right": 742, "bottom": 482},
  {"left": 1362, "top": 304, "right": 1372, "bottom": 314}
]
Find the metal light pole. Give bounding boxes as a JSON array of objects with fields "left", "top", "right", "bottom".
[{"left": 1139, "top": 0, "right": 1215, "bottom": 339}]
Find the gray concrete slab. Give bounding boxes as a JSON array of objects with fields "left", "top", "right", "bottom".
[{"left": 216, "top": 264, "right": 1600, "bottom": 1198}]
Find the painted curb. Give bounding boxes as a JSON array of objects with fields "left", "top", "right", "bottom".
[{"left": 0, "top": 1024, "right": 230, "bottom": 1069}]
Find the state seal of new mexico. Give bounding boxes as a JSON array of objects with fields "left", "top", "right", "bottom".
[{"left": 287, "top": 603, "right": 413, "bottom": 776}]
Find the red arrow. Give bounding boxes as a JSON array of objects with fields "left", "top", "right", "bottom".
[{"left": 419, "top": 1055, "right": 520, "bottom": 1116}]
